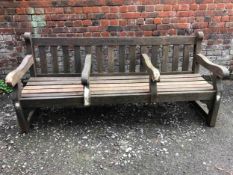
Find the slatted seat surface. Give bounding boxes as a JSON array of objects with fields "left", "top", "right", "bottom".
[
  {"left": 89, "top": 74, "right": 216, "bottom": 104},
  {"left": 21, "top": 77, "right": 83, "bottom": 98}
]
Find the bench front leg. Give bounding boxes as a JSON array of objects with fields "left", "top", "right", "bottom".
[
  {"left": 81, "top": 54, "right": 92, "bottom": 106},
  {"left": 142, "top": 53, "right": 160, "bottom": 103}
]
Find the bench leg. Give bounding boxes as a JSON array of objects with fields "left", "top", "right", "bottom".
[
  {"left": 14, "top": 102, "right": 29, "bottom": 133},
  {"left": 207, "top": 92, "right": 222, "bottom": 127}
]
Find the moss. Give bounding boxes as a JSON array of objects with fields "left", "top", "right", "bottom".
[{"left": 0, "top": 80, "right": 13, "bottom": 94}]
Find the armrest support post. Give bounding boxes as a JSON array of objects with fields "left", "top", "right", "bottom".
[{"left": 5, "top": 54, "right": 34, "bottom": 87}]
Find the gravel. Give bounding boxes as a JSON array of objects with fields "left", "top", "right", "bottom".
[{"left": 0, "top": 80, "right": 233, "bottom": 175}]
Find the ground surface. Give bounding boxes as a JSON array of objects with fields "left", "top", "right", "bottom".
[{"left": 0, "top": 81, "right": 233, "bottom": 175}]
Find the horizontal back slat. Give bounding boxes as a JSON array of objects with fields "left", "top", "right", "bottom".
[{"left": 32, "top": 36, "right": 196, "bottom": 46}]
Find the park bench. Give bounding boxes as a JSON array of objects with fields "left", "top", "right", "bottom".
[{"left": 5, "top": 31, "right": 229, "bottom": 133}]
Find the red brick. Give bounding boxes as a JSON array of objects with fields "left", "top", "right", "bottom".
[
  {"left": 174, "top": 23, "right": 190, "bottom": 29},
  {"left": 121, "top": 13, "right": 141, "bottom": 19},
  {"left": 128, "top": 6, "right": 137, "bottom": 12},
  {"left": 145, "top": 5, "right": 155, "bottom": 12},
  {"left": 119, "top": 6, "right": 127, "bottom": 13},
  {"left": 82, "top": 20, "right": 92, "bottom": 26},
  {"left": 16, "top": 8, "right": 26, "bottom": 15},
  {"left": 154, "top": 18, "right": 161, "bottom": 24}
]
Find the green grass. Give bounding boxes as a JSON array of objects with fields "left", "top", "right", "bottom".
[{"left": 0, "top": 80, "right": 13, "bottom": 93}]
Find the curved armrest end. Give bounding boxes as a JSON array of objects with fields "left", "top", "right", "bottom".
[
  {"left": 81, "top": 54, "right": 92, "bottom": 86},
  {"left": 196, "top": 54, "right": 230, "bottom": 79},
  {"left": 5, "top": 55, "right": 34, "bottom": 87},
  {"left": 142, "top": 53, "right": 160, "bottom": 82}
]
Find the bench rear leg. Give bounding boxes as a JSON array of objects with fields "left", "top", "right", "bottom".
[
  {"left": 14, "top": 102, "right": 29, "bottom": 133},
  {"left": 207, "top": 92, "right": 222, "bottom": 127}
]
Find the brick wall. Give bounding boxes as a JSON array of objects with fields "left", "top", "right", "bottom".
[{"left": 0, "top": 0, "right": 233, "bottom": 77}]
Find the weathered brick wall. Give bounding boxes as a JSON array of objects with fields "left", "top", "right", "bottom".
[{"left": 1, "top": 0, "right": 233, "bottom": 77}]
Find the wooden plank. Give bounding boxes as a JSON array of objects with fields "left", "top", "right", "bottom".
[
  {"left": 35, "top": 71, "right": 194, "bottom": 77},
  {"left": 74, "top": 46, "right": 81, "bottom": 73},
  {"left": 24, "top": 85, "right": 83, "bottom": 90},
  {"left": 96, "top": 46, "right": 103, "bottom": 73},
  {"left": 50, "top": 46, "right": 59, "bottom": 73},
  {"left": 151, "top": 45, "right": 160, "bottom": 69},
  {"left": 38, "top": 46, "right": 47, "bottom": 73},
  {"left": 32, "top": 36, "right": 196, "bottom": 46},
  {"left": 129, "top": 46, "right": 136, "bottom": 72},
  {"left": 62, "top": 46, "right": 70, "bottom": 73},
  {"left": 27, "top": 81, "right": 81, "bottom": 86},
  {"left": 119, "top": 45, "right": 125, "bottom": 72},
  {"left": 108, "top": 46, "right": 115, "bottom": 72},
  {"left": 21, "top": 92, "right": 83, "bottom": 98},
  {"left": 29, "top": 77, "right": 81, "bottom": 81},
  {"left": 158, "top": 81, "right": 211, "bottom": 85},
  {"left": 182, "top": 45, "right": 190, "bottom": 71},
  {"left": 172, "top": 45, "right": 179, "bottom": 71},
  {"left": 20, "top": 97, "right": 83, "bottom": 108},
  {"left": 22, "top": 88, "right": 83, "bottom": 94},
  {"left": 161, "top": 45, "right": 169, "bottom": 72},
  {"left": 90, "top": 83, "right": 148, "bottom": 88},
  {"left": 92, "top": 79, "right": 149, "bottom": 84}
]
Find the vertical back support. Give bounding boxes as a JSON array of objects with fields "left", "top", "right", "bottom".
[
  {"left": 38, "top": 46, "right": 47, "bottom": 74},
  {"left": 161, "top": 45, "right": 169, "bottom": 72},
  {"left": 182, "top": 45, "right": 190, "bottom": 71},
  {"left": 108, "top": 46, "right": 115, "bottom": 72},
  {"left": 129, "top": 46, "right": 136, "bottom": 72},
  {"left": 24, "top": 32, "right": 36, "bottom": 76},
  {"left": 96, "top": 46, "right": 103, "bottom": 73},
  {"left": 192, "top": 31, "right": 204, "bottom": 73},
  {"left": 50, "top": 46, "right": 59, "bottom": 73},
  {"left": 74, "top": 46, "right": 81, "bottom": 73},
  {"left": 119, "top": 45, "right": 125, "bottom": 72},
  {"left": 62, "top": 46, "right": 70, "bottom": 73},
  {"left": 172, "top": 45, "right": 179, "bottom": 71}
]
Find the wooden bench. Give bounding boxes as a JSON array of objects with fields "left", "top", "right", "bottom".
[{"left": 5, "top": 31, "right": 229, "bottom": 133}]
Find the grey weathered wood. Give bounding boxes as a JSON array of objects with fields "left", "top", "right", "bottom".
[
  {"left": 5, "top": 55, "right": 34, "bottom": 87},
  {"left": 182, "top": 45, "right": 190, "bottom": 71},
  {"left": 108, "top": 46, "right": 115, "bottom": 73},
  {"left": 32, "top": 36, "right": 196, "bottom": 46},
  {"left": 129, "top": 46, "right": 136, "bottom": 72},
  {"left": 207, "top": 76, "right": 222, "bottom": 126},
  {"left": 50, "top": 46, "right": 59, "bottom": 73},
  {"left": 24, "top": 32, "right": 36, "bottom": 77},
  {"left": 161, "top": 46, "right": 169, "bottom": 72},
  {"left": 151, "top": 45, "right": 160, "bottom": 69},
  {"left": 62, "top": 46, "right": 70, "bottom": 73},
  {"left": 74, "top": 46, "right": 81, "bottom": 73},
  {"left": 119, "top": 45, "right": 125, "bottom": 72},
  {"left": 38, "top": 46, "right": 47, "bottom": 74},
  {"left": 196, "top": 54, "right": 229, "bottom": 78},
  {"left": 96, "top": 46, "right": 103, "bottom": 73},
  {"left": 192, "top": 31, "right": 204, "bottom": 73},
  {"left": 81, "top": 54, "right": 92, "bottom": 86},
  {"left": 172, "top": 45, "right": 179, "bottom": 71},
  {"left": 141, "top": 53, "right": 160, "bottom": 81}
]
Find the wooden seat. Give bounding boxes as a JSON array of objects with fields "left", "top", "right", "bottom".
[
  {"left": 20, "top": 77, "right": 84, "bottom": 107},
  {"left": 89, "top": 74, "right": 215, "bottom": 105}
]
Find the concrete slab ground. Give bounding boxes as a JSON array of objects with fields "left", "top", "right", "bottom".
[{"left": 0, "top": 81, "right": 233, "bottom": 175}]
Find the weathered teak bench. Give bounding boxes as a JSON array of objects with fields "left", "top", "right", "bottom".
[{"left": 5, "top": 31, "right": 229, "bottom": 133}]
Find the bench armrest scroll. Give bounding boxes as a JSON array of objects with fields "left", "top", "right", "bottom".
[
  {"left": 142, "top": 53, "right": 160, "bottom": 82},
  {"left": 81, "top": 54, "right": 92, "bottom": 86},
  {"left": 5, "top": 55, "right": 34, "bottom": 87},
  {"left": 196, "top": 54, "right": 229, "bottom": 79}
]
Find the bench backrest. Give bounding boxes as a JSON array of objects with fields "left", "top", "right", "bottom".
[{"left": 25, "top": 32, "right": 203, "bottom": 76}]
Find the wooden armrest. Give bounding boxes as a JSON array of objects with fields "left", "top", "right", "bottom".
[
  {"left": 196, "top": 54, "right": 229, "bottom": 79},
  {"left": 5, "top": 55, "right": 34, "bottom": 87},
  {"left": 81, "top": 54, "right": 92, "bottom": 86},
  {"left": 142, "top": 53, "right": 160, "bottom": 82}
]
